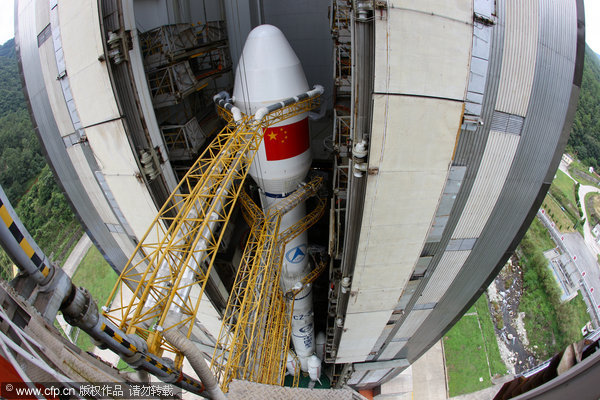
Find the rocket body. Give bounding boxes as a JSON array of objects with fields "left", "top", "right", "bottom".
[
  {"left": 233, "top": 24, "right": 311, "bottom": 195},
  {"left": 233, "top": 25, "right": 316, "bottom": 372}
]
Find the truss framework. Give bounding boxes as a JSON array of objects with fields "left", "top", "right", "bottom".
[
  {"left": 103, "top": 96, "right": 320, "bottom": 369},
  {"left": 211, "top": 176, "right": 326, "bottom": 391}
]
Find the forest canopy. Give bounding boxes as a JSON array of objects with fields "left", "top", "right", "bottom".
[
  {"left": 0, "top": 39, "right": 79, "bottom": 280},
  {"left": 566, "top": 45, "right": 600, "bottom": 168}
]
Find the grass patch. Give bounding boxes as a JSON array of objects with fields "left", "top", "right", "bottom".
[
  {"left": 518, "top": 224, "right": 588, "bottom": 359},
  {"left": 474, "top": 296, "right": 506, "bottom": 377},
  {"left": 444, "top": 294, "right": 506, "bottom": 397},
  {"left": 527, "top": 218, "right": 556, "bottom": 251},
  {"left": 117, "top": 359, "right": 135, "bottom": 372},
  {"left": 542, "top": 194, "right": 576, "bottom": 233},
  {"left": 553, "top": 170, "right": 577, "bottom": 206},
  {"left": 568, "top": 160, "right": 600, "bottom": 187},
  {"left": 571, "top": 292, "right": 591, "bottom": 330},
  {"left": 71, "top": 246, "right": 118, "bottom": 352},
  {"left": 585, "top": 192, "right": 600, "bottom": 229},
  {"left": 444, "top": 315, "right": 491, "bottom": 396}
]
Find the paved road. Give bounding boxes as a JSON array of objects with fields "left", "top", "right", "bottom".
[
  {"left": 579, "top": 184, "right": 600, "bottom": 255},
  {"left": 562, "top": 233, "right": 600, "bottom": 317},
  {"left": 544, "top": 162, "right": 600, "bottom": 325},
  {"left": 62, "top": 233, "right": 92, "bottom": 277},
  {"left": 559, "top": 160, "right": 600, "bottom": 254}
]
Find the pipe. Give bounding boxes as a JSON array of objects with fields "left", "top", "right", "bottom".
[
  {"left": 0, "top": 185, "right": 52, "bottom": 285},
  {"left": 254, "top": 85, "right": 324, "bottom": 123},
  {"left": 163, "top": 316, "right": 226, "bottom": 400},
  {"left": 213, "top": 91, "right": 243, "bottom": 123},
  {"left": 1, "top": 183, "right": 210, "bottom": 395},
  {"left": 61, "top": 284, "right": 210, "bottom": 395},
  {"left": 0, "top": 182, "right": 211, "bottom": 396}
]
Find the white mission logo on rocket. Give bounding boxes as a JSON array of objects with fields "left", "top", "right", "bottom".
[{"left": 285, "top": 244, "right": 307, "bottom": 264}]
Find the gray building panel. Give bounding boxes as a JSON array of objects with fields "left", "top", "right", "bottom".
[
  {"left": 375, "top": 0, "right": 508, "bottom": 361},
  {"left": 16, "top": 0, "right": 129, "bottom": 271},
  {"left": 397, "top": 0, "right": 581, "bottom": 364}
]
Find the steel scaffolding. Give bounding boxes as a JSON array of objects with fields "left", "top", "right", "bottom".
[{"left": 103, "top": 95, "right": 321, "bottom": 373}]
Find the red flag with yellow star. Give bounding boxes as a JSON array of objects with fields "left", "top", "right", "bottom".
[{"left": 263, "top": 118, "right": 310, "bottom": 161}]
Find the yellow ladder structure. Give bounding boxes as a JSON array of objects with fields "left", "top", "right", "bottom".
[
  {"left": 210, "top": 176, "right": 326, "bottom": 390},
  {"left": 103, "top": 95, "right": 320, "bottom": 370}
]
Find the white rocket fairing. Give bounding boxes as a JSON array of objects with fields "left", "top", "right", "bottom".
[{"left": 233, "top": 25, "right": 317, "bottom": 373}]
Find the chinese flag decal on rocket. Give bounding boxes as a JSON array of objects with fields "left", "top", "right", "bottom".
[{"left": 264, "top": 118, "right": 310, "bottom": 161}]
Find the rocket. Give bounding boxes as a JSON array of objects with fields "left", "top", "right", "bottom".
[
  {"left": 233, "top": 24, "right": 311, "bottom": 194},
  {"left": 232, "top": 25, "right": 318, "bottom": 373}
]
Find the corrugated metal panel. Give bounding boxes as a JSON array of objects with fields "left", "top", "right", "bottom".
[
  {"left": 413, "top": 302, "right": 436, "bottom": 310},
  {"left": 395, "top": 309, "right": 432, "bottom": 340},
  {"left": 453, "top": 131, "right": 520, "bottom": 238},
  {"left": 495, "top": 0, "right": 539, "bottom": 116},
  {"left": 49, "top": 4, "right": 82, "bottom": 136},
  {"left": 416, "top": 251, "right": 470, "bottom": 306},
  {"left": 399, "top": 0, "right": 580, "bottom": 365},
  {"left": 413, "top": 256, "right": 432, "bottom": 277},
  {"left": 446, "top": 238, "right": 476, "bottom": 251},
  {"left": 491, "top": 111, "right": 524, "bottom": 135},
  {"left": 37, "top": 24, "right": 52, "bottom": 46}
]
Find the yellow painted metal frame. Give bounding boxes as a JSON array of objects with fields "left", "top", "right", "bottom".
[
  {"left": 103, "top": 95, "right": 320, "bottom": 369},
  {"left": 211, "top": 176, "right": 326, "bottom": 391}
]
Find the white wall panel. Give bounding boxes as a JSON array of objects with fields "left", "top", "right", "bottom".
[
  {"left": 453, "top": 131, "right": 520, "bottom": 238},
  {"left": 56, "top": 0, "right": 161, "bottom": 241},
  {"left": 370, "top": 96, "right": 463, "bottom": 173},
  {"left": 336, "top": 311, "right": 391, "bottom": 363},
  {"left": 33, "top": 0, "right": 50, "bottom": 33},
  {"left": 59, "top": 0, "right": 120, "bottom": 126},
  {"left": 86, "top": 122, "right": 159, "bottom": 240},
  {"left": 66, "top": 146, "right": 119, "bottom": 224},
  {"left": 416, "top": 251, "right": 470, "bottom": 305},
  {"left": 389, "top": 0, "right": 472, "bottom": 23},
  {"left": 374, "top": 4, "right": 472, "bottom": 100},
  {"left": 495, "top": 0, "right": 539, "bottom": 116},
  {"left": 338, "top": 94, "right": 464, "bottom": 361}
]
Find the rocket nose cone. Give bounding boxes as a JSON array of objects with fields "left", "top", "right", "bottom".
[
  {"left": 247, "top": 24, "right": 282, "bottom": 40},
  {"left": 233, "top": 24, "right": 309, "bottom": 113},
  {"left": 240, "top": 24, "right": 300, "bottom": 70}
]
